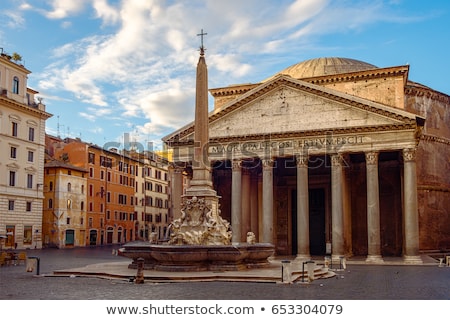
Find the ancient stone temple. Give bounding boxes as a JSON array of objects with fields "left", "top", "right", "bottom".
[{"left": 163, "top": 57, "right": 450, "bottom": 263}]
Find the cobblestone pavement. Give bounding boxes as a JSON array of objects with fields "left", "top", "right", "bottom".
[{"left": 0, "top": 246, "right": 449, "bottom": 300}]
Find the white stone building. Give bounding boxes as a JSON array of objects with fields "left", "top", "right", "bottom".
[
  {"left": 0, "top": 52, "right": 52, "bottom": 249},
  {"left": 164, "top": 57, "right": 450, "bottom": 263}
]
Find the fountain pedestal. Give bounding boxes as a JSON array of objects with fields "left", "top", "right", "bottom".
[
  {"left": 118, "top": 195, "right": 274, "bottom": 272},
  {"left": 119, "top": 242, "right": 274, "bottom": 272}
]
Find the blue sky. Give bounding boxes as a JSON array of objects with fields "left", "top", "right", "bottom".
[{"left": 1, "top": 0, "right": 449, "bottom": 151}]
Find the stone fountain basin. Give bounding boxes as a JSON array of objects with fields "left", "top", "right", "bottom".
[{"left": 118, "top": 241, "right": 275, "bottom": 272}]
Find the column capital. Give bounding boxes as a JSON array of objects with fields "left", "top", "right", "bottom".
[
  {"left": 232, "top": 159, "right": 242, "bottom": 171},
  {"left": 172, "top": 166, "right": 184, "bottom": 174},
  {"left": 402, "top": 148, "right": 416, "bottom": 162},
  {"left": 296, "top": 154, "right": 308, "bottom": 168},
  {"left": 330, "top": 153, "right": 343, "bottom": 167},
  {"left": 365, "top": 151, "right": 379, "bottom": 165},
  {"left": 262, "top": 158, "right": 275, "bottom": 169}
]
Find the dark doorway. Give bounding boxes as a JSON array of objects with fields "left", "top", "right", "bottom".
[
  {"left": 65, "top": 230, "right": 74, "bottom": 246},
  {"left": 309, "top": 188, "right": 326, "bottom": 255},
  {"left": 89, "top": 230, "right": 97, "bottom": 246},
  {"left": 291, "top": 188, "right": 326, "bottom": 256}
]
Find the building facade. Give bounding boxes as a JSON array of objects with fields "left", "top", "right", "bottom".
[
  {"left": 133, "top": 152, "right": 170, "bottom": 241},
  {"left": 163, "top": 57, "right": 450, "bottom": 263},
  {"left": 42, "top": 158, "right": 88, "bottom": 248},
  {"left": 44, "top": 135, "right": 170, "bottom": 246},
  {"left": 0, "top": 52, "right": 52, "bottom": 249}
]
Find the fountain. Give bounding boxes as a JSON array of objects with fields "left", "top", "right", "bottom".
[
  {"left": 119, "top": 195, "right": 274, "bottom": 272},
  {"left": 118, "top": 31, "right": 274, "bottom": 272}
]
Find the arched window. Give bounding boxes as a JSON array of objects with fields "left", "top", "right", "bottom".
[
  {"left": 49, "top": 181, "right": 53, "bottom": 191},
  {"left": 12, "top": 76, "right": 19, "bottom": 94},
  {"left": 48, "top": 198, "right": 53, "bottom": 208},
  {"left": 67, "top": 182, "right": 72, "bottom": 192}
]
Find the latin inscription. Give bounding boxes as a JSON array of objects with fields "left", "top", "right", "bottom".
[{"left": 209, "top": 135, "right": 365, "bottom": 154}]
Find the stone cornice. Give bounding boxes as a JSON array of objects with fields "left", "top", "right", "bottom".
[
  {"left": 209, "top": 83, "right": 260, "bottom": 97},
  {"left": 0, "top": 96, "right": 52, "bottom": 119},
  {"left": 164, "top": 75, "right": 421, "bottom": 144},
  {"left": 405, "top": 82, "right": 450, "bottom": 103},
  {"left": 420, "top": 133, "right": 450, "bottom": 146},
  {"left": 219, "top": 65, "right": 409, "bottom": 96},
  {"left": 305, "top": 65, "right": 409, "bottom": 86},
  {"left": 417, "top": 185, "right": 450, "bottom": 193},
  {"left": 167, "top": 123, "right": 417, "bottom": 147},
  {"left": 0, "top": 54, "right": 31, "bottom": 74}
]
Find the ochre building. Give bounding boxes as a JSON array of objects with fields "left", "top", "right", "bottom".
[{"left": 163, "top": 57, "right": 450, "bottom": 263}]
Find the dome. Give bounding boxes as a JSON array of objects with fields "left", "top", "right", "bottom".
[{"left": 270, "top": 57, "right": 378, "bottom": 80}]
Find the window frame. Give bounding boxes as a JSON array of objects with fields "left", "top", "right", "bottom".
[{"left": 12, "top": 76, "right": 19, "bottom": 94}]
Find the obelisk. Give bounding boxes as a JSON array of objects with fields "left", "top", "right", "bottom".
[
  {"left": 169, "top": 30, "right": 230, "bottom": 246},
  {"left": 185, "top": 29, "right": 216, "bottom": 197}
]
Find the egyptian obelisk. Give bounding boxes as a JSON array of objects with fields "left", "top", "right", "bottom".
[
  {"left": 185, "top": 29, "right": 217, "bottom": 197},
  {"left": 168, "top": 30, "right": 230, "bottom": 245}
]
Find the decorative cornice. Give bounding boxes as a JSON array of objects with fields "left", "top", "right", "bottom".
[
  {"left": 209, "top": 83, "right": 259, "bottom": 97},
  {"left": 167, "top": 123, "right": 417, "bottom": 147},
  {"left": 405, "top": 83, "right": 450, "bottom": 103},
  {"left": 0, "top": 96, "right": 52, "bottom": 119},
  {"left": 307, "top": 65, "right": 409, "bottom": 86},
  {"left": 417, "top": 185, "right": 450, "bottom": 193},
  {"left": 165, "top": 76, "right": 420, "bottom": 144},
  {"left": 420, "top": 134, "right": 450, "bottom": 146}
]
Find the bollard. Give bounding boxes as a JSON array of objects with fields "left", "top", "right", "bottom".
[
  {"left": 324, "top": 256, "right": 331, "bottom": 270},
  {"left": 301, "top": 260, "right": 315, "bottom": 283},
  {"left": 281, "top": 260, "right": 291, "bottom": 283},
  {"left": 135, "top": 257, "right": 145, "bottom": 284},
  {"left": 339, "top": 256, "right": 346, "bottom": 270},
  {"left": 306, "top": 261, "right": 316, "bottom": 282},
  {"left": 26, "top": 256, "right": 40, "bottom": 275}
]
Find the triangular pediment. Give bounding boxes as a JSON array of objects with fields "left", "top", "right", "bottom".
[{"left": 164, "top": 75, "right": 422, "bottom": 144}]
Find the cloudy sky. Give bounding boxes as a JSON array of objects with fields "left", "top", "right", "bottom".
[{"left": 1, "top": 0, "right": 449, "bottom": 151}]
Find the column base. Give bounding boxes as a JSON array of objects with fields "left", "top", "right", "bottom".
[
  {"left": 365, "top": 255, "right": 384, "bottom": 264},
  {"left": 293, "top": 254, "right": 311, "bottom": 263},
  {"left": 403, "top": 255, "right": 423, "bottom": 264}
]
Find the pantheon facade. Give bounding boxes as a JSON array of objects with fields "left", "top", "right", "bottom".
[{"left": 163, "top": 57, "right": 450, "bottom": 263}]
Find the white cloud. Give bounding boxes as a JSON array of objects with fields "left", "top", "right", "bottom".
[
  {"left": 44, "top": 0, "right": 88, "bottom": 19},
  {"left": 3, "top": 10, "right": 26, "bottom": 28},
  {"left": 92, "top": 0, "right": 120, "bottom": 25},
  {"left": 79, "top": 112, "right": 96, "bottom": 122},
  {"left": 30, "top": 0, "right": 427, "bottom": 144}
]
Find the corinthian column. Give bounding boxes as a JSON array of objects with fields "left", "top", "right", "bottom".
[
  {"left": 295, "top": 154, "right": 310, "bottom": 261},
  {"left": 331, "top": 154, "right": 345, "bottom": 260},
  {"left": 241, "top": 168, "right": 251, "bottom": 239},
  {"left": 402, "top": 148, "right": 422, "bottom": 264},
  {"left": 262, "top": 159, "right": 274, "bottom": 244},
  {"left": 365, "top": 151, "right": 383, "bottom": 263},
  {"left": 231, "top": 159, "right": 242, "bottom": 243}
]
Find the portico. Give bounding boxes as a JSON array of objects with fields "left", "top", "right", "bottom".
[{"left": 164, "top": 58, "right": 428, "bottom": 264}]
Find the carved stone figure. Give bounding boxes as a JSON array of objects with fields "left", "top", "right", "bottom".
[
  {"left": 168, "top": 196, "right": 232, "bottom": 245},
  {"left": 246, "top": 232, "right": 256, "bottom": 244}
]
